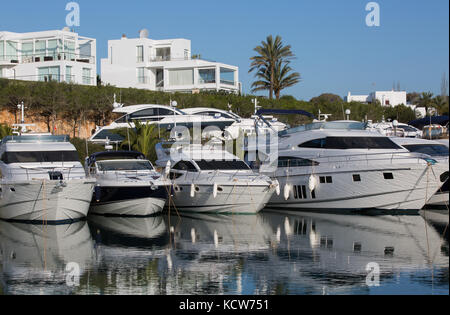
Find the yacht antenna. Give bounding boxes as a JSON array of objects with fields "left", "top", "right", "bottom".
[{"left": 253, "top": 98, "right": 261, "bottom": 115}]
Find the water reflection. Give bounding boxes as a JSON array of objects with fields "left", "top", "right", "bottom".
[
  {"left": 0, "top": 221, "right": 94, "bottom": 295},
  {"left": 0, "top": 210, "right": 448, "bottom": 295}
]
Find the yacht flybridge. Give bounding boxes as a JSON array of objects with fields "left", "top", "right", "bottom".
[
  {"left": 0, "top": 134, "right": 95, "bottom": 222},
  {"left": 256, "top": 120, "right": 448, "bottom": 211}
]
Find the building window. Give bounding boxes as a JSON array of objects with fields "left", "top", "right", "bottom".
[
  {"left": 137, "top": 46, "right": 144, "bottom": 63},
  {"left": 198, "top": 68, "right": 216, "bottom": 84},
  {"left": 220, "top": 68, "right": 235, "bottom": 85},
  {"left": 6, "top": 41, "right": 18, "bottom": 62},
  {"left": 137, "top": 67, "right": 147, "bottom": 84},
  {"left": 155, "top": 47, "right": 171, "bottom": 61},
  {"left": 21, "top": 42, "right": 34, "bottom": 63},
  {"left": 66, "top": 66, "right": 73, "bottom": 83},
  {"left": 38, "top": 66, "right": 60, "bottom": 82},
  {"left": 35, "top": 40, "right": 46, "bottom": 61},
  {"left": 64, "top": 40, "right": 75, "bottom": 60},
  {"left": 353, "top": 174, "right": 361, "bottom": 182},
  {"left": 169, "top": 69, "right": 193, "bottom": 86},
  {"left": 82, "top": 68, "right": 92, "bottom": 85},
  {"left": 0, "top": 41, "right": 4, "bottom": 61},
  {"left": 383, "top": 173, "right": 394, "bottom": 180}
]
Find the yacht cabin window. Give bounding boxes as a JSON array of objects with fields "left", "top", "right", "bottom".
[
  {"left": 1, "top": 151, "right": 79, "bottom": 164},
  {"left": 299, "top": 137, "right": 402, "bottom": 150},
  {"left": 96, "top": 160, "right": 154, "bottom": 172},
  {"left": 277, "top": 157, "right": 319, "bottom": 168},
  {"left": 172, "top": 161, "right": 198, "bottom": 172},
  {"left": 403, "top": 144, "right": 449, "bottom": 157},
  {"left": 195, "top": 160, "right": 251, "bottom": 171}
]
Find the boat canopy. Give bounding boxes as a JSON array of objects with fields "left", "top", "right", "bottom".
[
  {"left": 408, "top": 116, "right": 449, "bottom": 129},
  {"left": 86, "top": 151, "right": 146, "bottom": 166},
  {"left": 256, "top": 109, "right": 317, "bottom": 119}
]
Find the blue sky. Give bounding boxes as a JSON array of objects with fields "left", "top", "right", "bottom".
[{"left": 1, "top": 0, "right": 448, "bottom": 100}]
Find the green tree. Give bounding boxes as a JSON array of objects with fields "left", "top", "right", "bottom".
[
  {"left": 118, "top": 121, "right": 161, "bottom": 162},
  {"left": 249, "top": 35, "right": 298, "bottom": 99},
  {"left": 0, "top": 123, "right": 12, "bottom": 139}
]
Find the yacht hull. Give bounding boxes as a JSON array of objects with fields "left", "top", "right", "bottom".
[
  {"left": 89, "top": 186, "right": 167, "bottom": 216},
  {"left": 0, "top": 179, "right": 94, "bottom": 223},
  {"left": 267, "top": 163, "right": 448, "bottom": 211},
  {"left": 170, "top": 184, "right": 275, "bottom": 214}
]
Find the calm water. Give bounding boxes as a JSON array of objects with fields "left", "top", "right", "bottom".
[{"left": 0, "top": 210, "right": 448, "bottom": 295}]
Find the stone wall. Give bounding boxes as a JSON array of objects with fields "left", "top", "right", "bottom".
[{"left": 0, "top": 110, "right": 97, "bottom": 139}]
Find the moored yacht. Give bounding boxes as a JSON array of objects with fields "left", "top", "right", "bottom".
[
  {"left": 159, "top": 144, "right": 278, "bottom": 214},
  {"left": 89, "top": 104, "right": 237, "bottom": 144},
  {"left": 86, "top": 151, "right": 168, "bottom": 216},
  {"left": 256, "top": 120, "right": 448, "bottom": 210},
  {"left": 0, "top": 134, "right": 95, "bottom": 223}
]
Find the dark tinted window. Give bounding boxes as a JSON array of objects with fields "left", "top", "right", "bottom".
[
  {"left": 278, "top": 157, "right": 320, "bottom": 168},
  {"left": 403, "top": 144, "right": 449, "bottom": 157},
  {"left": 130, "top": 109, "right": 156, "bottom": 118},
  {"left": 196, "top": 160, "right": 250, "bottom": 170},
  {"left": 92, "top": 129, "right": 125, "bottom": 142},
  {"left": 300, "top": 137, "right": 401, "bottom": 150},
  {"left": 2, "top": 151, "right": 80, "bottom": 164},
  {"left": 173, "top": 161, "right": 198, "bottom": 172},
  {"left": 299, "top": 138, "right": 326, "bottom": 148}
]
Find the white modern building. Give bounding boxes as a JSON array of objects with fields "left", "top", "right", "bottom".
[
  {"left": 0, "top": 28, "right": 96, "bottom": 86},
  {"left": 346, "top": 90, "right": 407, "bottom": 107},
  {"left": 101, "top": 30, "right": 240, "bottom": 94}
]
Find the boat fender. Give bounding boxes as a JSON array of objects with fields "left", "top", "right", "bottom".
[
  {"left": 165, "top": 160, "right": 171, "bottom": 178},
  {"left": 190, "top": 184, "right": 196, "bottom": 198},
  {"left": 308, "top": 175, "right": 317, "bottom": 192},
  {"left": 213, "top": 183, "right": 218, "bottom": 198},
  {"left": 274, "top": 180, "right": 280, "bottom": 196},
  {"left": 94, "top": 185, "right": 101, "bottom": 202},
  {"left": 283, "top": 184, "right": 291, "bottom": 201}
]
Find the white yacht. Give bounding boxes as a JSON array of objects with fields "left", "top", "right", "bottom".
[
  {"left": 256, "top": 121, "right": 448, "bottom": 210},
  {"left": 183, "top": 107, "right": 287, "bottom": 139},
  {"left": 159, "top": 144, "right": 278, "bottom": 214},
  {"left": 89, "top": 104, "right": 237, "bottom": 144},
  {"left": 0, "top": 134, "right": 95, "bottom": 223},
  {"left": 85, "top": 151, "right": 168, "bottom": 216},
  {"left": 392, "top": 137, "right": 449, "bottom": 208}
]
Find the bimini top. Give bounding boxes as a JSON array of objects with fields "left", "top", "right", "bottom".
[
  {"left": 0, "top": 134, "right": 70, "bottom": 145},
  {"left": 280, "top": 121, "right": 368, "bottom": 137},
  {"left": 256, "top": 109, "right": 317, "bottom": 119},
  {"left": 86, "top": 151, "right": 146, "bottom": 167},
  {"left": 409, "top": 115, "right": 449, "bottom": 129}
]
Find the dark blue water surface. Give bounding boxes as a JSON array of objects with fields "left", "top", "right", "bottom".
[{"left": 0, "top": 210, "right": 448, "bottom": 295}]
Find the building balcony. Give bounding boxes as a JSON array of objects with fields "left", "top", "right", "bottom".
[{"left": 0, "top": 53, "right": 95, "bottom": 65}]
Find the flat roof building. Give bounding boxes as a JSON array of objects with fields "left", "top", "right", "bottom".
[
  {"left": 0, "top": 28, "right": 96, "bottom": 86},
  {"left": 101, "top": 30, "right": 240, "bottom": 94}
]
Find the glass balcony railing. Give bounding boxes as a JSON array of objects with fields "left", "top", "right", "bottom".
[{"left": 0, "top": 53, "right": 95, "bottom": 64}]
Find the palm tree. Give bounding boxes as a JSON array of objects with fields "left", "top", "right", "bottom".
[
  {"left": 251, "top": 60, "right": 301, "bottom": 100},
  {"left": 120, "top": 121, "right": 161, "bottom": 162},
  {"left": 249, "top": 35, "right": 298, "bottom": 99}
]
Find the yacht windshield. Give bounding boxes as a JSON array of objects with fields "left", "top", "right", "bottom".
[
  {"left": 1, "top": 151, "right": 79, "bottom": 164},
  {"left": 195, "top": 160, "right": 251, "bottom": 171},
  {"left": 280, "top": 121, "right": 367, "bottom": 136},
  {"left": 403, "top": 144, "right": 449, "bottom": 157},
  {"left": 97, "top": 160, "right": 154, "bottom": 171}
]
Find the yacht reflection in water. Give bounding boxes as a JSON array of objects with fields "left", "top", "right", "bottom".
[
  {"left": 0, "top": 221, "right": 94, "bottom": 294},
  {"left": 0, "top": 211, "right": 447, "bottom": 295}
]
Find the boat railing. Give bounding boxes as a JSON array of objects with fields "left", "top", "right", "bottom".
[
  {"left": 4, "top": 165, "right": 88, "bottom": 181},
  {"left": 274, "top": 151, "right": 441, "bottom": 169},
  {"left": 91, "top": 168, "right": 160, "bottom": 182}
]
